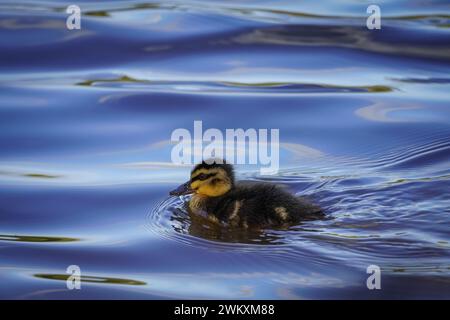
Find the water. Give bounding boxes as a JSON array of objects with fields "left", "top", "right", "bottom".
[{"left": 0, "top": 0, "right": 449, "bottom": 299}]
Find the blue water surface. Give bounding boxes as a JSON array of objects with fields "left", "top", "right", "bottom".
[{"left": 0, "top": 0, "right": 449, "bottom": 299}]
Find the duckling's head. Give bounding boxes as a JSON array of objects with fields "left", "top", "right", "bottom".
[{"left": 170, "top": 159, "right": 234, "bottom": 197}]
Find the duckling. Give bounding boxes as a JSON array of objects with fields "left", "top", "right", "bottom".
[{"left": 170, "top": 159, "right": 323, "bottom": 228}]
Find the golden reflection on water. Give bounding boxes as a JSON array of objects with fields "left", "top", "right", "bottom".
[
  {"left": 0, "top": 234, "right": 79, "bottom": 243},
  {"left": 34, "top": 274, "right": 146, "bottom": 285}
]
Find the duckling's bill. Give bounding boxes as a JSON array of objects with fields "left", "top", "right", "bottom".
[{"left": 170, "top": 180, "right": 194, "bottom": 196}]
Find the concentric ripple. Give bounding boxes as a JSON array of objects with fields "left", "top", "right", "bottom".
[{"left": 145, "top": 195, "right": 297, "bottom": 247}]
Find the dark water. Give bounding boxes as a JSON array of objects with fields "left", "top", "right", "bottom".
[{"left": 1, "top": 0, "right": 450, "bottom": 299}]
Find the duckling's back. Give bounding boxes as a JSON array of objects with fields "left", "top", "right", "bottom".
[{"left": 216, "top": 182, "right": 323, "bottom": 227}]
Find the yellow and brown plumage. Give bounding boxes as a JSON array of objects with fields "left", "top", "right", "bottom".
[{"left": 170, "top": 159, "right": 323, "bottom": 228}]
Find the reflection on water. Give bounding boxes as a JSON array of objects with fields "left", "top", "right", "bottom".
[
  {"left": 150, "top": 195, "right": 328, "bottom": 245},
  {"left": 34, "top": 274, "right": 146, "bottom": 286},
  {"left": 0, "top": 234, "right": 78, "bottom": 243},
  {"left": 0, "top": 0, "right": 449, "bottom": 299},
  {"left": 77, "top": 75, "right": 394, "bottom": 93}
]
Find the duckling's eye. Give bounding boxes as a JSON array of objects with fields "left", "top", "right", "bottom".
[{"left": 197, "top": 173, "right": 210, "bottom": 180}]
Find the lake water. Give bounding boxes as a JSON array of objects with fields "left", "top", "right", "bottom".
[{"left": 0, "top": 0, "right": 449, "bottom": 299}]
